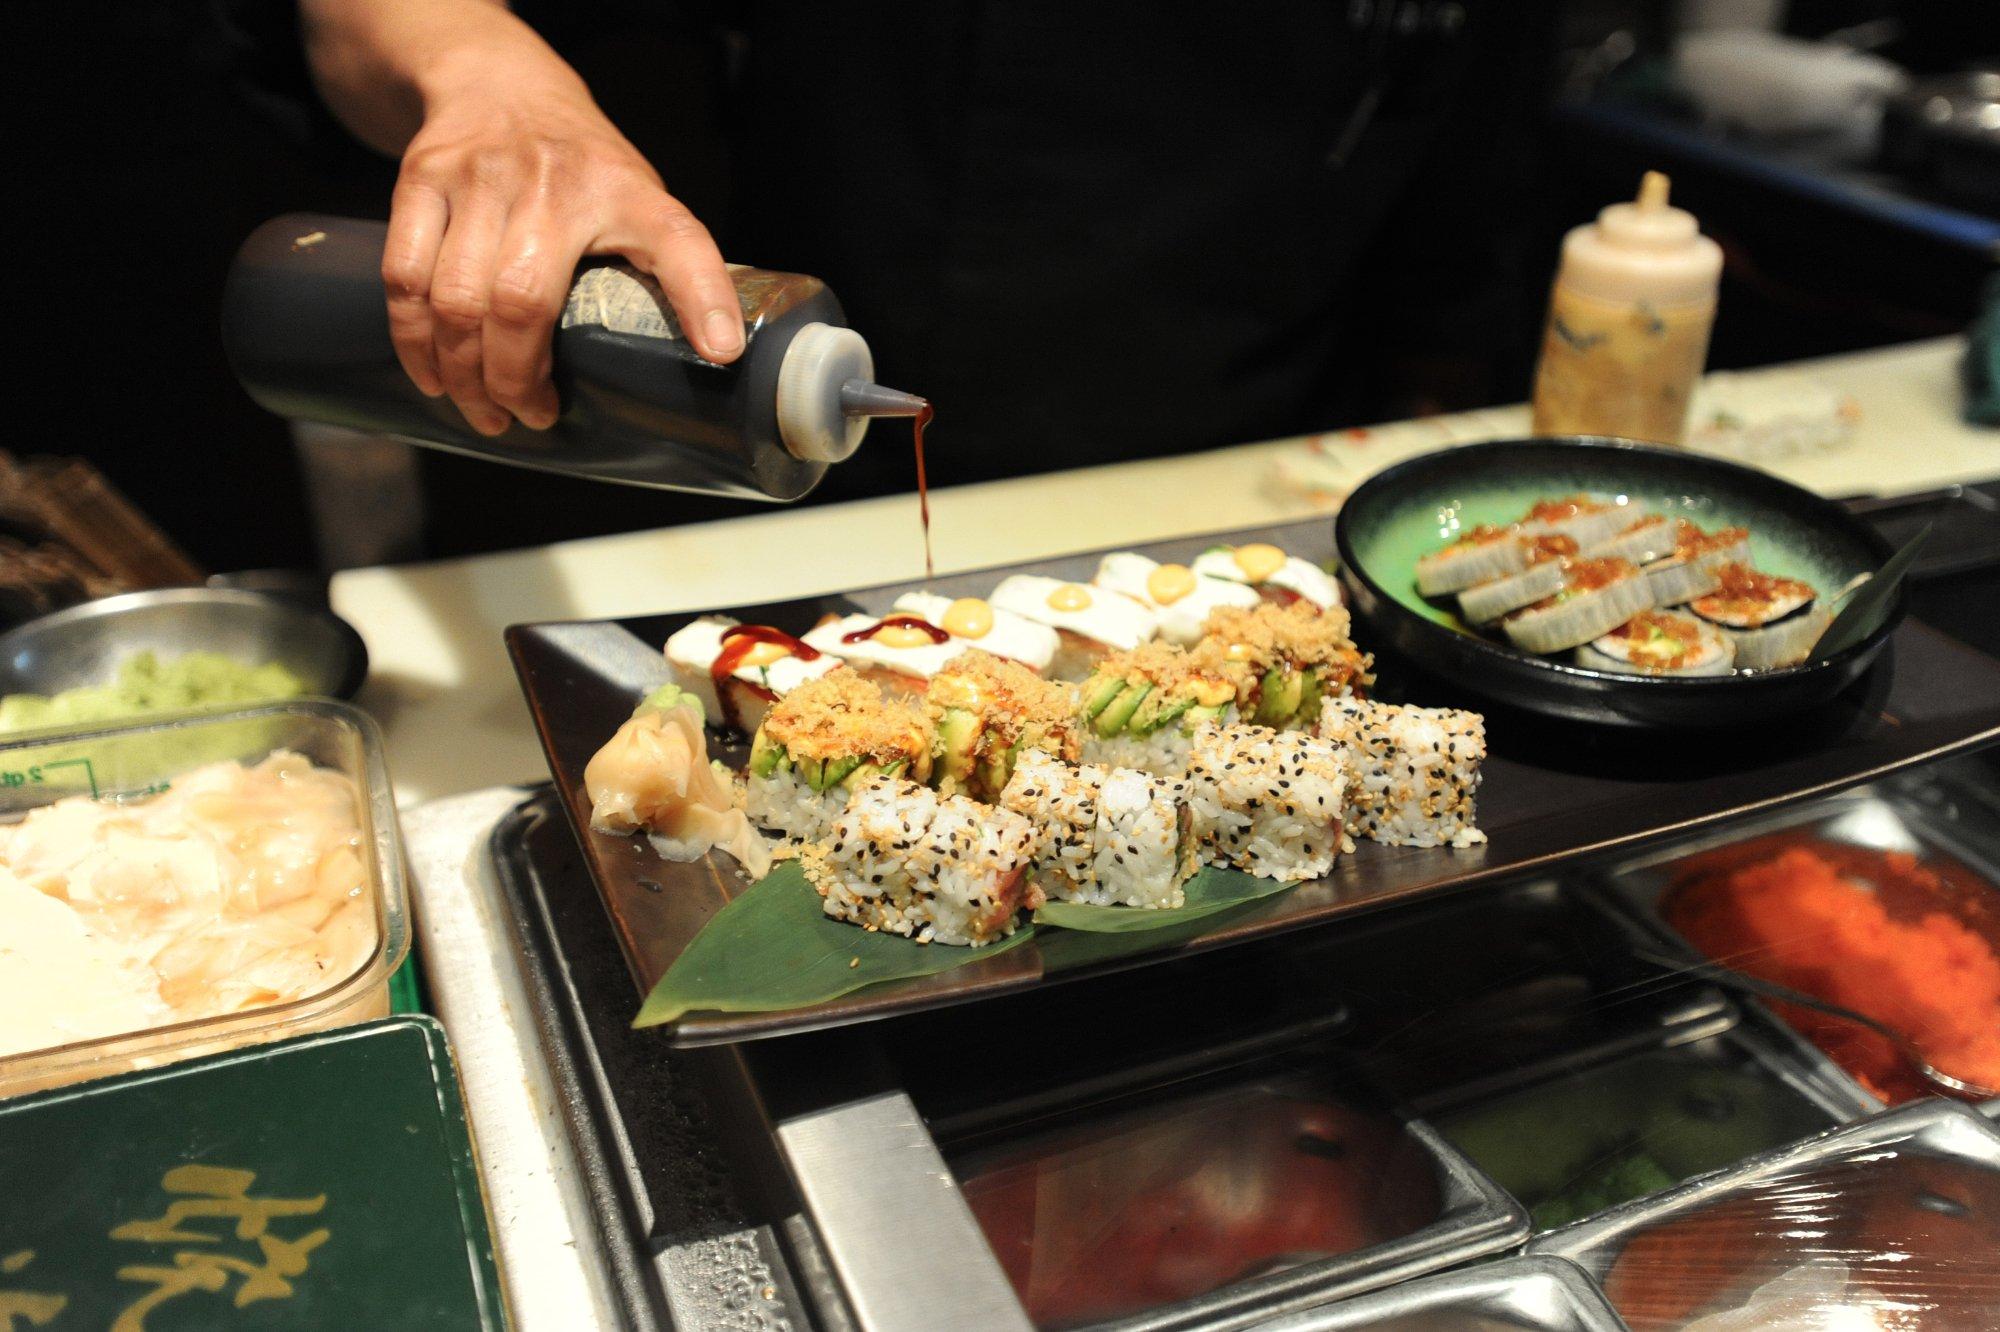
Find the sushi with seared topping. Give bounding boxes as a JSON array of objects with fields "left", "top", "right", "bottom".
[
  {"left": 1502, "top": 558, "right": 1656, "bottom": 655},
  {"left": 1075, "top": 641, "right": 1242, "bottom": 777},
  {"left": 1575, "top": 610, "right": 1735, "bottom": 676},
  {"left": 1093, "top": 551, "right": 1260, "bottom": 645},
  {"left": 1416, "top": 525, "right": 1529, "bottom": 597},
  {"left": 664, "top": 616, "right": 840, "bottom": 734},
  {"left": 1196, "top": 600, "right": 1373, "bottom": 731},
  {"left": 1183, "top": 722, "right": 1348, "bottom": 881},
  {"left": 926, "top": 650, "right": 1080, "bottom": 801},
  {"left": 1642, "top": 522, "right": 1753, "bottom": 606},
  {"left": 999, "top": 750, "right": 1196, "bottom": 909},
  {"left": 893, "top": 591, "right": 1060, "bottom": 674},
  {"left": 1686, "top": 564, "right": 1831, "bottom": 669},
  {"left": 1457, "top": 534, "right": 1580, "bottom": 624},
  {"left": 802, "top": 777, "right": 1038, "bottom": 946},
  {"left": 1190, "top": 542, "right": 1343, "bottom": 609},
  {"left": 990, "top": 575, "right": 1158, "bottom": 680},
  {"left": 744, "top": 672, "right": 933, "bottom": 842}
]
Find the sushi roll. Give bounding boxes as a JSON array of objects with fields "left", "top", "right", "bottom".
[
  {"left": 1686, "top": 565, "right": 1831, "bottom": 670},
  {"left": 743, "top": 672, "right": 933, "bottom": 842},
  {"left": 1183, "top": 722, "right": 1347, "bottom": 881},
  {"left": 1580, "top": 513, "right": 1676, "bottom": 566},
  {"left": 1191, "top": 542, "right": 1343, "bottom": 609},
  {"left": 1093, "top": 551, "right": 1260, "bottom": 645},
  {"left": 1516, "top": 495, "right": 1648, "bottom": 549},
  {"left": 664, "top": 616, "right": 840, "bottom": 734},
  {"left": 1416, "top": 525, "right": 1528, "bottom": 597},
  {"left": 1643, "top": 522, "right": 1753, "bottom": 606},
  {"left": 1317, "top": 697, "right": 1487, "bottom": 849},
  {"left": 1457, "top": 535, "right": 1578, "bottom": 624},
  {"left": 802, "top": 777, "right": 1038, "bottom": 946},
  {"left": 892, "top": 591, "right": 1060, "bottom": 674},
  {"left": 804, "top": 610, "right": 965, "bottom": 696},
  {"left": 1196, "top": 601, "right": 1373, "bottom": 731},
  {"left": 990, "top": 575, "right": 1158, "bottom": 680},
  {"left": 1075, "top": 641, "right": 1242, "bottom": 778},
  {"left": 1502, "top": 558, "right": 1656, "bottom": 655},
  {"left": 926, "top": 650, "right": 1080, "bottom": 801},
  {"left": 1575, "top": 610, "right": 1734, "bottom": 677},
  {"left": 999, "top": 750, "right": 1196, "bottom": 910}
]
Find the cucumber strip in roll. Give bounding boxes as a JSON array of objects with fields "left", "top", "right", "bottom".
[
  {"left": 1503, "top": 560, "right": 1656, "bottom": 655},
  {"left": 1575, "top": 610, "right": 1735, "bottom": 676},
  {"left": 1416, "top": 525, "right": 1526, "bottom": 596}
]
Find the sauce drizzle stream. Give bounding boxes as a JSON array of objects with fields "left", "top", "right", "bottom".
[{"left": 914, "top": 403, "right": 935, "bottom": 581}]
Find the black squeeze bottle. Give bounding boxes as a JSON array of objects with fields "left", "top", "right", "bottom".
[{"left": 222, "top": 214, "right": 924, "bottom": 501}]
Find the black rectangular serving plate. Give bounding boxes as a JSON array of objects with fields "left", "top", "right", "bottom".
[{"left": 508, "top": 517, "right": 2000, "bottom": 1046}]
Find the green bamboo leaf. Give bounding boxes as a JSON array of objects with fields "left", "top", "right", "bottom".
[
  {"left": 633, "top": 862, "right": 1036, "bottom": 1028},
  {"left": 1816, "top": 522, "right": 1932, "bottom": 660},
  {"left": 1031, "top": 865, "right": 1298, "bottom": 932}
]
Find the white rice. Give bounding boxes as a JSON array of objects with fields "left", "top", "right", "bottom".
[
  {"left": 1317, "top": 697, "right": 1486, "bottom": 848},
  {"left": 1000, "top": 750, "right": 1191, "bottom": 909},
  {"left": 743, "top": 767, "right": 852, "bottom": 843},
  {"left": 1081, "top": 724, "right": 1199, "bottom": 780},
  {"left": 805, "top": 777, "right": 1037, "bottom": 946},
  {"left": 1182, "top": 722, "right": 1347, "bottom": 882}
]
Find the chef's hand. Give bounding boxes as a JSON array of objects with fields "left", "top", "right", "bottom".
[{"left": 301, "top": 0, "right": 743, "bottom": 436}]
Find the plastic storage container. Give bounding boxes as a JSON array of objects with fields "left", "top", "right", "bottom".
[{"left": 0, "top": 699, "right": 409, "bottom": 1096}]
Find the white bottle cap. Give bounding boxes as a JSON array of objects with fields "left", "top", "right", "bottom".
[
  {"left": 776, "top": 323, "right": 872, "bottom": 462},
  {"left": 1558, "top": 172, "right": 1724, "bottom": 306}
]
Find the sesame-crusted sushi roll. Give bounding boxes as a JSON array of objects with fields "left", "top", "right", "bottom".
[
  {"left": 926, "top": 650, "right": 1080, "bottom": 802},
  {"left": 1457, "top": 535, "right": 1579, "bottom": 624},
  {"left": 1517, "top": 495, "right": 1648, "bottom": 549},
  {"left": 1183, "top": 722, "right": 1347, "bottom": 881},
  {"left": 664, "top": 616, "right": 841, "bottom": 734},
  {"left": 1197, "top": 601, "right": 1373, "bottom": 731},
  {"left": 744, "top": 672, "right": 933, "bottom": 842},
  {"left": 1502, "top": 558, "right": 1656, "bottom": 655},
  {"left": 1416, "top": 525, "right": 1528, "bottom": 597},
  {"left": 1076, "top": 642, "right": 1243, "bottom": 778},
  {"left": 1686, "top": 564, "right": 1831, "bottom": 670},
  {"left": 1316, "top": 697, "right": 1487, "bottom": 849},
  {"left": 990, "top": 575, "right": 1158, "bottom": 680},
  {"left": 1642, "top": 522, "right": 1753, "bottom": 606},
  {"left": 1191, "top": 542, "right": 1344, "bottom": 609},
  {"left": 802, "top": 777, "right": 1038, "bottom": 946},
  {"left": 1094, "top": 552, "right": 1261, "bottom": 645},
  {"left": 1575, "top": 609, "right": 1734, "bottom": 676},
  {"left": 999, "top": 750, "right": 1196, "bottom": 910}
]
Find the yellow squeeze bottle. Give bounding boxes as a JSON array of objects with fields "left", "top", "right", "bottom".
[{"left": 1530, "top": 172, "right": 1723, "bottom": 446}]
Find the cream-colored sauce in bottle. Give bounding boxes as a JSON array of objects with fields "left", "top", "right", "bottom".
[{"left": 1531, "top": 172, "right": 1723, "bottom": 446}]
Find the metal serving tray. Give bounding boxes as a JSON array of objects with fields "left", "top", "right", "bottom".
[
  {"left": 1587, "top": 769, "right": 2000, "bottom": 1113},
  {"left": 1529, "top": 1099, "right": 2000, "bottom": 1285},
  {"left": 1243, "top": 1255, "right": 1627, "bottom": 1332},
  {"left": 506, "top": 517, "right": 2000, "bottom": 1046}
]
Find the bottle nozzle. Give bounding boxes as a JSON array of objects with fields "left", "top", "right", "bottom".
[
  {"left": 1637, "top": 170, "right": 1671, "bottom": 211},
  {"left": 839, "top": 379, "right": 929, "bottom": 419}
]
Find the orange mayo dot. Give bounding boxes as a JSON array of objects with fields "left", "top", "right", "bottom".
[
  {"left": 873, "top": 623, "right": 941, "bottom": 648},
  {"left": 735, "top": 640, "right": 792, "bottom": 670},
  {"left": 1145, "top": 563, "right": 1197, "bottom": 605},
  {"left": 1224, "top": 642, "right": 1256, "bottom": 662},
  {"left": 1046, "top": 583, "right": 1093, "bottom": 612},
  {"left": 941, "top": 598, "right": 994, "bottom": 638},
  {"left": 1232, "top": 543, "right": 1288, "bottom": 583}
]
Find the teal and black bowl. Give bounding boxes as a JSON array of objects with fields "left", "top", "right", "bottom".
[{"left": 1334, "top": 438, "right": 1903, "bottom": 728}]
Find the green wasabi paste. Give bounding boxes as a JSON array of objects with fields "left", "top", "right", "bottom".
[{"left": 0, "top": 651, "right": 308, "bottom": 734}]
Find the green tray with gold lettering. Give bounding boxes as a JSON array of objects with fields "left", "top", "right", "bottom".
[{"left": 0, "top": 1016, "right": 504, "bottom": 1330}]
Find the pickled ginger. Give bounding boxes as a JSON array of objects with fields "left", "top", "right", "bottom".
[{"left": 586, "top": 685, "right": 772, "bottom": 879}]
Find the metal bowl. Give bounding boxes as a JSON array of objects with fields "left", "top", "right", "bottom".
[{"left": 0, "top": 587, "right": 368, "bottom": 700}]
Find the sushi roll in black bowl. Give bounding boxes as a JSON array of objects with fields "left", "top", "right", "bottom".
[{"left": 1333, "top": 437, "right": 1903, "bottom": 729}]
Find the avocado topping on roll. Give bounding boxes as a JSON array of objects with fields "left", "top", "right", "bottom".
[
  {"left": 1076, "top": 642, "right": 1239, "bottom": 741},
  {"left": 1196, "top": 601, "right": 1374, "bottom": 731},
  {"left": 925, "top": 650, "right": 1080, "bottom": 801},
  {"left": 748, "top": 670, "right": 934, "bottom": 794}
]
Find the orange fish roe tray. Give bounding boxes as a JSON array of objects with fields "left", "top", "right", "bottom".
[{"left": 1662, "top": 837, "right": 2000, "bottom": 1103}]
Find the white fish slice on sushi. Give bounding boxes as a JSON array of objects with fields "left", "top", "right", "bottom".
[
  {"left": 1503, "top": 559, "right": 1657, "bottom": 655},
  {"left": 664, "top": 615, "right": 841, "bottom": 733},
  {"left": 989, "top": 575, "right": 1158, "bottom": 680},
  {"left": 1575, "top": 610, "right": 1735, "bottom": 676},
  {"left": 1093, "top": 551, "right": 1260, "bottom": 645},
  {"left": 1190, "top": 542, "right": 1343, "bottom": 608},
  {"left": 803, "top": 612, "right": 966, "bottom": 696},
  {"left": 892, "top": 591, "right": 1059, "bottom": 674}
]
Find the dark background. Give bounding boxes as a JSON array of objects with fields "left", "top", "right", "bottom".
[{"left": 10, "top": 1, "right": 1995, "bottom": 574}]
